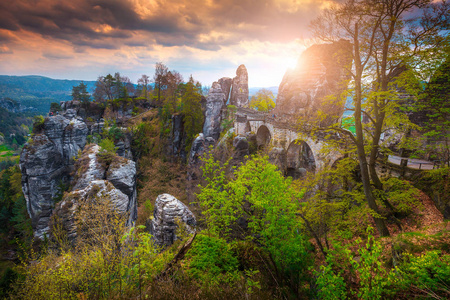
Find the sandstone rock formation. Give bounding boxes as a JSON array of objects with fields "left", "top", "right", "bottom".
[
  {"left": 202, "top": 65, "right": 248, "bottom": 141},
  {"left": 230, "top": 65, "right": 249, "bottom": 108},
  {"left": 21, "top": 101, "right": 137, "bottom": 239},
  {"left": 20, "top": 114, "right": 88, "bottom": 238},
  {"left": 232, "top": 136, "right": 249, "bottom": 164},
  {"left": 274, "top": 40, "right": 352, "bottom": 124},
  {"left": 52, "top": 144, "right": 137, "bottom": 242},
  {"left": 148, "top": 194, "right": 196, "bottom": 247},
  {"left": 187, "top": 133, "right": 215, "bottom": 181},
  {"left": 203, "top": 82, "right": 227, "bottom": 141},
  {"left": 171, "top": 114, "right": 187, "bottom": 160}
]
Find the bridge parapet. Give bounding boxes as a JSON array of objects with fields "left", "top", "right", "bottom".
[{"left": 234, "top": 107, "right": 337, "bottom": 172}]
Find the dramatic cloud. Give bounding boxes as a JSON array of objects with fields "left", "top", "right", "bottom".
[{"left": 0, "top": 0, "right": 338, "bottom": 86}]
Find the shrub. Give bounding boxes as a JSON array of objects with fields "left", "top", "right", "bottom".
[
  {"left": 97, "top": 138, "right": 117, "bottom": 167},
  {"left": 185, "top": 234, "right": 240, "bottom": 287},
  {"left": 32, "top": 115, "right": 45, "bottom": 133},
  {"left": 396, "top": 251, "right": 450, "bottom": 297}
]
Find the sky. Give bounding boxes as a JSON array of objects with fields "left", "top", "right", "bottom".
[{"left": 0, "top": 0, "right": 340, "bottom": 87}]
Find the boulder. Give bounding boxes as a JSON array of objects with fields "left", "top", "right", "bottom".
[
  {"left": 230, "top": 65, "right": 249, "bottom": 108},
  {"left": 148, "top": 194, "right": 196, "bottom": 247}
]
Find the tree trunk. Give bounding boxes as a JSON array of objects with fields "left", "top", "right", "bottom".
[{"left": 354, "top": 24, "right": 390, "bottom": 237}]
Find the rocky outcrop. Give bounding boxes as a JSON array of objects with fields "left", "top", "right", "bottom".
[
  {"left": 52, "top": 145, "right": 137, "bottom": 242},
  {"left": 274, "top": 40, "right": 352, "bottom": 124},
  {"left": 269, "top": 148, "right": 287, "bottom": 173},
  {"left": 202, "top": 65, "right": 248, "bottom": 141},
  {"left": 148, "top": 194, "right": 196, "bottom": 247},
  {"left": 170, "top": 114, "right": 187, "bottom": 160},
  {"left": 218, "top": 77, "right": 232, "bottom": 103},
  {"left": 20, "top": 113, "right": 88, "bottom": 238},
  {"left": 231, "top": 136, "right": 249, "bottom": 167},
  {"left": 21, "top": 100, "right": 138, "bottom": 239},
  {"left": 0, "top": 98, "right": 37, "bottom": 113},
  {"left": 187, "top": 133, "right": 215, "bottom": 181},
  {"left": 203, "top": 82, "right": 227, "bottom": 141},
  {"left": 230, "top": 65, "right": 249, "bottom": 108}
]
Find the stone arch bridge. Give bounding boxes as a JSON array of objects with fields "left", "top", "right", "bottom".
[{"left": 233, "top": 108, "right": 339, "bottom": 175}]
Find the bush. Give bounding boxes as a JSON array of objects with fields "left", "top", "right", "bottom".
[
  {"left": 396, "top": 251, "right": 450, "bottom": 297},
  {"left": 32, "top": 115, "right": 45, "bottom": 133},
  {"left": 97, "top": 138, "right": 117, "bottom": 167},
  {"left": 185, "top": 234, "right": 240, "bottom": 287}
]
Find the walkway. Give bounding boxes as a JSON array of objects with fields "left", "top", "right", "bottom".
[{"left": 388, "top": 155, "right": 437, "bottom": 170}]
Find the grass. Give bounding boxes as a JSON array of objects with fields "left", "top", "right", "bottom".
[{"left": 0, "top": 144, "right": 14, "bottom": 157}]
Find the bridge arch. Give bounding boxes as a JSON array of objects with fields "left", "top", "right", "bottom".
[
  {"left": 286, "top": 139, "right": 316, "bottom": 178},
  {"left": 256, "top": 125, "right": 271, "bottom": 148}
]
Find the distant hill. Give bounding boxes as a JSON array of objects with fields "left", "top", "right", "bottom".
[{"left": 0, "top": 75, "right": 96, "bottom": 113}]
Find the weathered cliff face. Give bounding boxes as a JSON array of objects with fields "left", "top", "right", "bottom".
[
  {"left": 202, "top": 65, "right": 248, "bottom": 142},
  {"left": 20, "top": 113, "right": 88, "bottom": 238},
  {"left": 275, "top": 40, "right": 352, "bottom": 124},
  {"left": 21, "top": 101, "right": 137, "bottom": 239},
  {"left": 203, "top": 82, "right": 227, "bottom": 141},
  {"left": 230, "top": 65, "right": 249, "bottom": 108},
  {"left": 148, "top": 193, "right": 196, "bottom": 247},
  {"left": 170, "top": 114, "right": 187, "bottom": 161},
  {"left": 52, "top": 144, "right": 137, "bottom": 242},
  {"left": 187, "top": 133, "right": 215, "bottom": 181}
]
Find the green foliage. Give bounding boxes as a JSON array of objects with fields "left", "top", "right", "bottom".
[
  {"left": 107, "top": 123, "right": 124, "bottom": 141},
  {"left": 71, "top": 81, "right": 91, "bottom": 106},
  {"left": 49, "top": 102, "right": 62, "bottom": 114},
  {"left": 32, "top": 115, "right": 45, "bottom": 133},
  {"left": 15, "top": 223, "right": 168, "bottom": 299},
  {"left": 396, "top": 251, "right": 450, "bottom": 296},
  {"left": 316, "top": 228, "right": 397, "bottom": 300},
  {"left": 382, "top": 177, "right": 421, "bottom": 214},
  {"left": 131, "top": 118, "right": 161, "bottom": 158},
  {"left": 99, "top": 137, "right": 116, "bottom": 153},
  {"left": 0, "top": 165, "right": 32, "bottom": 240},
  {"left": 249, "top": 89, "right": 275, "bottom": 112},
  {"left": 197, "top": 154, "right": 313, "bottom": 294},
  {"left": 185, "top": 234, "right": 240, "bottom": 287},
  {"left": 220, "top": 105, "right": 237, "bottom": 134},
  {"left": 181, "top": 77, "right": 204, "bottom": 152},
  {"left": 417, "top": 56, "right": 450, "bottom": 165},
  {"left": 97, "top": 138, "right": 117, "bottom": 167},
  {"left": 314, "top": 257, "right": 347, "bottom": 300}
]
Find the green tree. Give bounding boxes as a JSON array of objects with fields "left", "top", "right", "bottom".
[
  {"left": 72, "top": 81, "right": 91, "bottom": 105},
  {"left": 197, "top": 155, "right": 312, "bottom": 295},
  {"left": 181, "top": 76, "right": 204, "bottom": 151},
  {"left": 249, "top": 88, "right": 275, "bottom": 112},
  {"left": 307, "top": 0, "right": 449, "bottom": 236},
  {"left": 49, "top": 102, "right": 62, "bottom": 114},
  {"left": 419, "top": 56, "right": 450, "bottom": 166}
]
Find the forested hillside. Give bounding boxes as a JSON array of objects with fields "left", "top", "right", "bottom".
[{"left": 0, "top": 76, "right": 96, "bottom": 113}]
